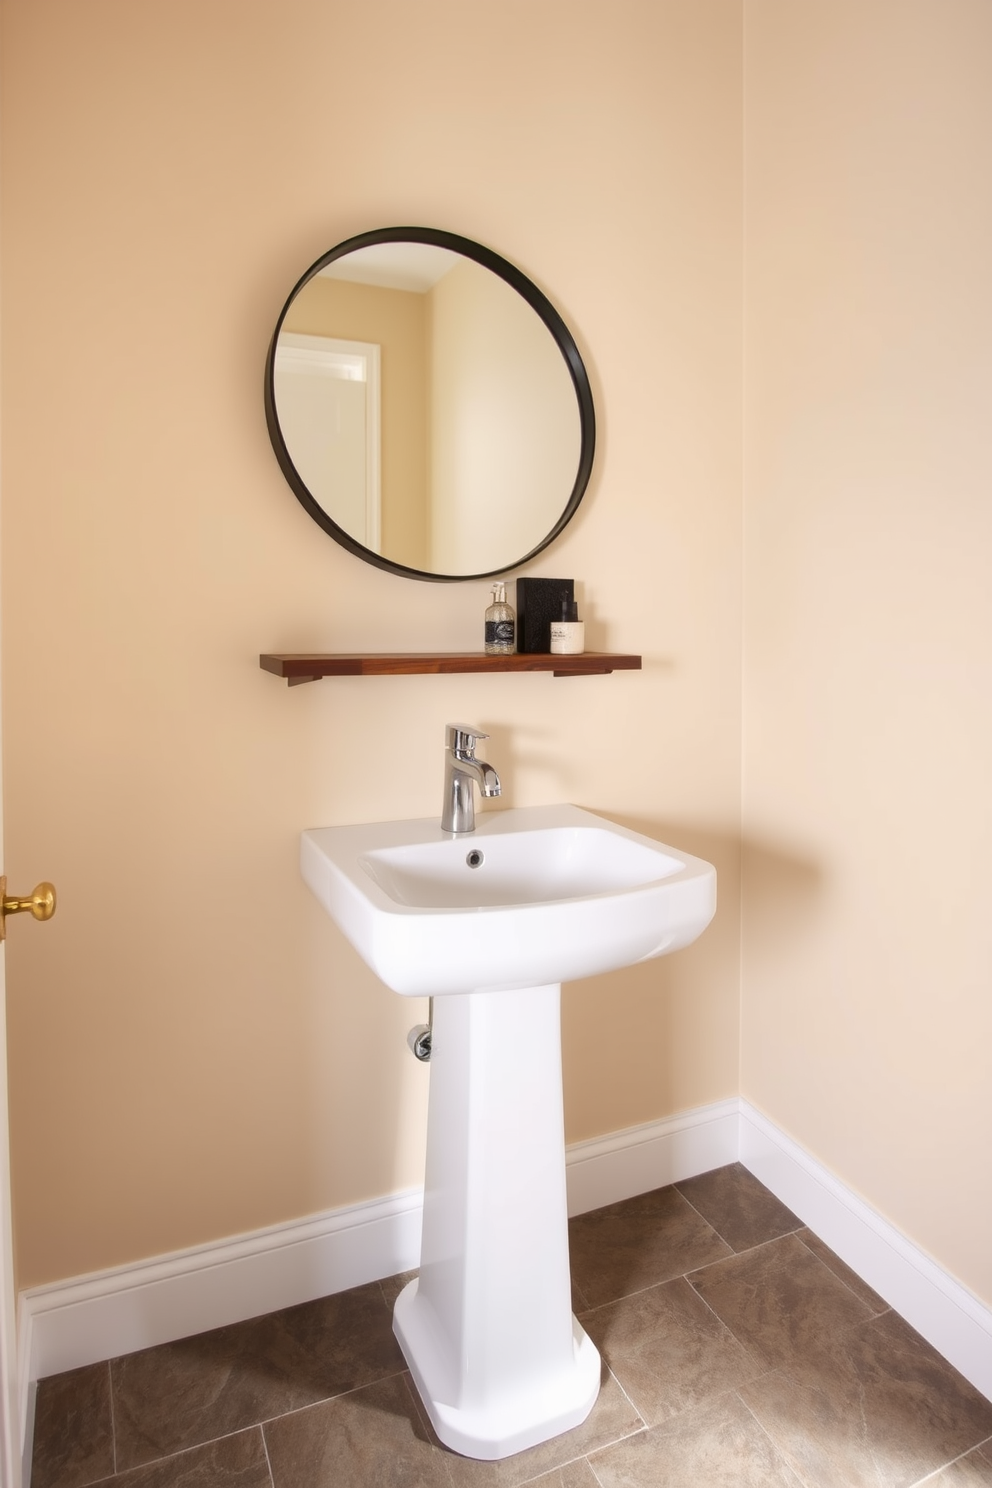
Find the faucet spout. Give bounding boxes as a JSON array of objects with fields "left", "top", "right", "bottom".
[
  {"left": 476, "top": 762, "right": 502, "bottom": 797},
  {"left": 442, "top": 724, "right": 502, "bottom": 833}
]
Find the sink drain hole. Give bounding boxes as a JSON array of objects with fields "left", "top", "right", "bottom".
[{"left": 466, "top": 849, "right": 484, "bottom": 868}]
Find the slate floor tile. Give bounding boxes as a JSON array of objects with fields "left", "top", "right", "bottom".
[
  {"left": 579, "top": 1275, "right": 766, "bottom": 1426},
  {"left": 264, "top": 1373, "right": 449, "bottom": 1488},
  {"left": 923, "top": 1446, "right": 992, "bottom": 1486},
  {"left": 688, "top": 1228, "right": 876, "bottom": 1371},
  {"left": 675, "top": 1161, "right": 802, "bottom": 1251},
  {"left": 524, "top": 1459, "right": 603, "bottom": 1488},
  {"left": 587, "top": 1390, "right": 804, "bottom": 1488},
  {"left": 31, "top": 1362, "right": 115, "bottom": 1488},
  {"left": 567, "top": 1183, "right": 732, "bottom": 1308},
  {"left": 92, "top": 1428, "right": 271, "bottom": 1488},
  {"left": 112, "top": 1280, "right": 404, "bottom": 1469},
  {"left": 740, "top": 1309, "right": 992, "bottom": 1488},
  {"left": 796, "top": 1225, "right": 890, "bottom": 1314}
]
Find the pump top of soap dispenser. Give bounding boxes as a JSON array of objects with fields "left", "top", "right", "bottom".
[{"left": 560, "top": 597, "right": 579, "bottom": 623}]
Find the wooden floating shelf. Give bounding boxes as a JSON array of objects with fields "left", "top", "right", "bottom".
[{"left": 260, "top": 652, "right": 642, "bottom": 685}]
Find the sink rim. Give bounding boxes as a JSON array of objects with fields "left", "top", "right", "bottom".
[
  {"left": 306, "top": 803, "right": 710, "bottom": 919},
  {"left": 300, "top": 803, "right": 717, "bottom": 997}
]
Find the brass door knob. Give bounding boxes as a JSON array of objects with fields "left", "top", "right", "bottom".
[{"left": 0, "top": 877, "right": 57, "bottom": 941}]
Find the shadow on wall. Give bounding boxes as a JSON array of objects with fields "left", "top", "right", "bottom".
[
  {"left": 560, "top": 812, "right": 825, "bottom": 1144},
  {"left": 609, "top": 813, "right": 825, "bottom": 947},
  {"left": 738, "top": 834, "right": 826, "bottom": 950}
]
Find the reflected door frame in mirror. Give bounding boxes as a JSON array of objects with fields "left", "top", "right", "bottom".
[{"left": 264, "top": 226, "right": 596, "bottom": 582}]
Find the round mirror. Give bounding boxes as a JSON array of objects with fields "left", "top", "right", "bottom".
[{"left": 264, "top": 228, "right": 595, "bottom": 581}]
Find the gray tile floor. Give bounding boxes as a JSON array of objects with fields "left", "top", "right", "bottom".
[{"left": 31, "top": 1165, "right": 992, "bottom": 1488}]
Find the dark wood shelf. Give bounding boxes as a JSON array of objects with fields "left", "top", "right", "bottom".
[{"left": 260, "top": 652, "right": 642, "bottom": 685}]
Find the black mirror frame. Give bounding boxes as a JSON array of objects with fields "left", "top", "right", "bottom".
[{"left": 264, "top": 226, "right": 596, "bottom": 583}]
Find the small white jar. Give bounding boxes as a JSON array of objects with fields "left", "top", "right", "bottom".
[{"left": 550, "top": 598, "right": 584, "bottom": 655}]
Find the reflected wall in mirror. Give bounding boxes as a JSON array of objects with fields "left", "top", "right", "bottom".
[{"left": 264, "top": 228, "right": 595, "bottom": 581}]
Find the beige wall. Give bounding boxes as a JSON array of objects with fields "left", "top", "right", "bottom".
[
  {"left": 1, "top": 0, "right": 743, "bottom": 1289},
  {"left": 743, "top": 0, "right": 992, "bottom": 1305}
]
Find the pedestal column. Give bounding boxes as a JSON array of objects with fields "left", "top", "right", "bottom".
[{"left": 393, "top": 983, "right": 600, "bottom": 1460}]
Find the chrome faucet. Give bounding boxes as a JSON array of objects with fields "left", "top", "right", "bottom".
[{"left": 441, "top": 724, "right": 501, "bottom": 833}]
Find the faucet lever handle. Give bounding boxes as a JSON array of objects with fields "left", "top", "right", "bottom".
[{"left": 446, "top": 723, "right": 488, "bottom": 755}]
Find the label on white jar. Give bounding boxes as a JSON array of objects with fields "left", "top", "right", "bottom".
[{"left": 549, "top": 622, "right": 584, "bottom": 655}]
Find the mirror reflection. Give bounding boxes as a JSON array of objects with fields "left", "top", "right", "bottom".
[{"left": 265, "top": 231, "right": 594, "bottom": 580}]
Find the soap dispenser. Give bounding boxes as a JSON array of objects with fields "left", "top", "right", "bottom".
[
  {"left": 484, "top": 582, "right": 515, "bottom": 655},
  {"left": 550, "top": 595, "right": 584, "bottom": 655}
]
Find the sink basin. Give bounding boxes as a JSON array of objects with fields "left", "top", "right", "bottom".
[
  {"left": 301, "top": 803, "right": 716, "bottom": 996},
  {"left": 301, "top": 802, "right": 716, "bottom": 1461}
]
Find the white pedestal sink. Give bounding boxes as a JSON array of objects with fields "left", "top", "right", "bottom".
[{"left": 301, "top": 804, "right": 716, "bottom": 1460}]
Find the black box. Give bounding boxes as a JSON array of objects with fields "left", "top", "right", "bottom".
[{"left": 515, "top": 578, "right": 575, "bottom": 653}]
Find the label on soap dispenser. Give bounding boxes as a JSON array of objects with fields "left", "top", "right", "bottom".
[{"left": 485, "top": 620, "right": 515, "bottom": 645}]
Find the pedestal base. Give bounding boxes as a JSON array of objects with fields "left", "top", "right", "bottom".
[
  {"left": 393, "top": 984, "right": 601, "bottom": 1460},
  {"left": 394, "top": 1280, "right": 601, "bottom": 1459}
]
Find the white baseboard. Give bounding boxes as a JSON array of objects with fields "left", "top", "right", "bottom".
[
  {"left": 19, "top": 1096, "right": 992, "bottom": 1452},
  {"left": 565, "top": 1098, "right": 740, "bottom": 1215},
  {"left": 739, "top": 1100, "right": 992, "bottom": 1403},
  {"left": 20, "top": 1186, "right": 424, "bottom": 1406}
]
